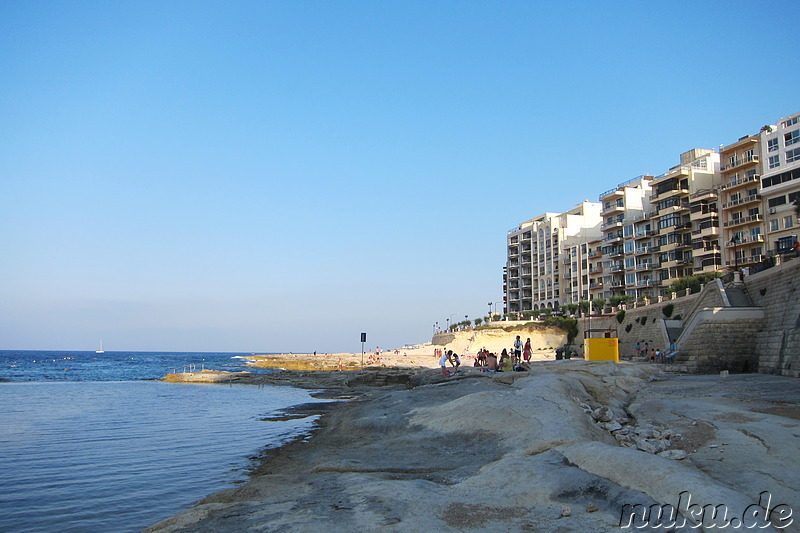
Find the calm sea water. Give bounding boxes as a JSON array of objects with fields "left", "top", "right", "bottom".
[{"left": 0, "top": 351, "right": 327, "bottom": 533}]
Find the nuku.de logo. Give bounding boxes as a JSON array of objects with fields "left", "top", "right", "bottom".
[{"left": 619, "top": 491, "right": 793, "bottom": 529}]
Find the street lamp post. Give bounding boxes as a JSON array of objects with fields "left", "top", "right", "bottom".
[{"left": 730, "top": 233, "right": 741, "bottom": 272}]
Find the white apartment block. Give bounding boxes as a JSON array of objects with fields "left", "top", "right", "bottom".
[
  {"left": 760, "top": 112, "right": 800, "bottom": 256},
  {"left": 505, "top": 201, "right": 601, "bottom": 313},
  {"left": 649, "top": 149, "right": 721, "bottom": 289},
  {"left": 597, "top": 175, "right": 656, "bottom": 301}
]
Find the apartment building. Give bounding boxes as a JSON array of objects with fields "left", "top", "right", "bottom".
[
  {"left": 505, "top": 201, "right": 601, "bottom": 313},
  {"left": 597, "top": 175, "right": 655, "bottom": 301},
  {"left": 649, "top": 149, "right": 721, "bottom": 290},
  {"left": 718, "top": 133, "right": 764, "bottom": 270},
  {"left": 503, "top": 110, "right": 798, "bottom": 305},
  {"left": 760, "top": 112, "right": 800, "bottom": 256}
]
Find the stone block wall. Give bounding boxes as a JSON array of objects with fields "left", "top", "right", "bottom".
[
  {"left": 677, "top": 317, "right": 762, "bottom": 373},
  {"left": 743, "top": 258, "right": 800, "bottom": 377}
]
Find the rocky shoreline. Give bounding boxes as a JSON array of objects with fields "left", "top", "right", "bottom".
[{"left": 148, "top": 362, "right": 800, "bottom": 532}]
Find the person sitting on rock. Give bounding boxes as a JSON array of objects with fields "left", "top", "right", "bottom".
[
  {"left": 485, "top": 352, "right": 498, "bottom": 372},
  {"left": 499, "top": 350, "right": 514, "bottom": 372}
]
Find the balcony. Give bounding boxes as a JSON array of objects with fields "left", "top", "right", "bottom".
[
  {"left": 634, "top": 247, "right": 652, "bottom": 255},
  {"left": 609, "top": 263, "right": 625, "bottom": 272},
  {"left": 720, "top": 154, "right": 759, "bottom": 172},
  {"left": 650, "top": 186, "right": 690, "bottom": 202},
  {"left": 720, "top": 174, "right": 760, "bottom": 191},
  {"left": 636, "top": 263, "right": 654, "bottom": 271},
  {"left": 692, "top": 225, "right": 720, "bottom": 237},
  {"left": 722, "top": 194, "right": 761, "bottom": 209},
  {"left": 601, "top": 219, "right": 624, "bottom": 229},
  {"left": 601, "top": 201, "right": 625, "bottom": 215},
  {"left": 690, "top": 189, "right": 717, "bottom": 201},
  {"left": 725, "top": 254, "right": 764, "bottom": 266},
  {"left": 723, "top": 214, "right": 763, "bottom": 228},
  {"left": 725, "top": 234, "right": 765, "bottom": 247},
  {"left": 657, "top": 202, "right": 691, "bottom": 215}
]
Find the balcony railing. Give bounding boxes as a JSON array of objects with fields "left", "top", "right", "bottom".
[
  {"left": 722, "top": 194, "right": 761, "bottom": 209},
  {"left": 720, "top": 174, "right": 760, "bottom": 190},
  {"left": 723, "top": 214, "right": 763, "bottom": 228},
  {"left": 720, "top": 154, "right": 759, "bottom": 172}
]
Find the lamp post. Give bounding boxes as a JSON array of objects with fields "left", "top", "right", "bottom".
[{"left": 730, "top": 233, "right": 741, "bottom": 272}]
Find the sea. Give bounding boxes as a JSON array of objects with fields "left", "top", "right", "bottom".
[{"left": 0, "top": 350, "right": 328, "bottom": 533}]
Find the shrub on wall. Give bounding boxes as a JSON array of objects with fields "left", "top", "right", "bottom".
[
  {"left": 663, "top": 304, "right": 674, "bottom": 318},
  {"left": 625, "top": 323, "right": 632, "bottom": 333},
  {"left": 616, "top": 310, "right": 626, "bottom": 324}
]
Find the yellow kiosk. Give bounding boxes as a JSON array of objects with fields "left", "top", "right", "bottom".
[{"left": 583, "top": 327, "right": 619, "bottom": 363}]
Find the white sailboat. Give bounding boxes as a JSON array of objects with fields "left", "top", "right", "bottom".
[{"left": 96, "top": 341, "right": 105, "bottom": 354}]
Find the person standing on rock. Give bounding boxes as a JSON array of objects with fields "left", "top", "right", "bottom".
[
  {"left": 450, "top": 353, "right": 461, "bottom": 373},
  {"left": 514, "top": 336, "right": 522, "bottom": 363},
  {"left": 523, "top": 338, "right": 532, "bottom": 362},
  {"left": 438, "top": 350, "right": 450, "bottom": 377}
]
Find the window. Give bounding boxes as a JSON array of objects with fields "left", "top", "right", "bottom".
[
  {"left": 768, "top": 196, "right": 787, "bottom": 208},
  {"left": 768, "top": 138, "right": 779, "bottom": 152},
  {"left": 625, "top": 257, "right": 635, "bottom": 268},
  {"left": 770, "top": 219, "right": 780, "bottom": 231},
  {"left": 769, "top": 155, "right": 781, "bottom": 169},
  {"left": 787, "top": 148, "right": 800, "bottom": 163},
  {"left": 785, "top": 216, "right": 794, "bottom": 229},
  {"left": 750, "top": 227, "right": 762, "bottom": 240},
  {"left": 777, "top": 235, "right": 798, "bottom": 254},
  {"left": 782, "top": 116, "right": 799, "bottom": 128},
  {"left": 785, "top": 130, "right": 800, "bottom": 147}
]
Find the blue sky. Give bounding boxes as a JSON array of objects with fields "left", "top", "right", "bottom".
[{"left": 2, "top": 1, "right": 798, "bottom": 353}]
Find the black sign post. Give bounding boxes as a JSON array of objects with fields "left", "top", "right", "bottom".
[{"left": 360, "top": 333, "right": 366, "bottom": 372}]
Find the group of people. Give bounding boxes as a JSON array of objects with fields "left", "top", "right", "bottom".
[
  {"left": 635, "top": 342, "right": 674, "bottom": 363},
  {"left": 437, "top": 336, "right": 539, "bottom": 377},
  {"left": 473, "top": 335, "right": 533, "bottom": 373}
]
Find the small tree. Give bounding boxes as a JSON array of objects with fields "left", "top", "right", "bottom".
[
  {"left": 591, "top": 298, "right": 607, "bottom": 314},
  {"left": 610, "top": 294, "right": 632, "bottom": 307},
  {"left": 578, "top": 300, "right": 590, "bottom": 316},
  {"left": 474, "top": 318, "right": 483, "bottom": 327}
]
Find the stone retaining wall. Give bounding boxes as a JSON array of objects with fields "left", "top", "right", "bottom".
[{"left": 743, "top": 258, "right": 800, "bottom": 377}]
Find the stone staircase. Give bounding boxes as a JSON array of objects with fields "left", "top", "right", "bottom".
[{"left": 667, "top": 279, "right": 764, "bottom": 372}]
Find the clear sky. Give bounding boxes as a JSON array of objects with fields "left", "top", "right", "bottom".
[{"left": 1, "top": 1, "right": 798, "bottom": 353}]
